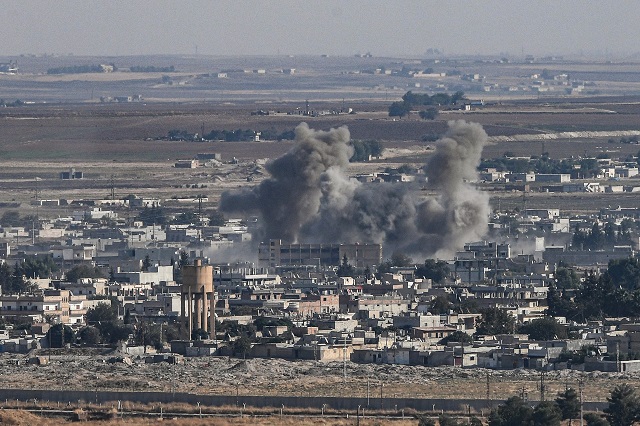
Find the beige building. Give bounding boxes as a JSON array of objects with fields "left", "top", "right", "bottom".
[{"left": 0, "top": 289, "right": 87, "bottom": 325}]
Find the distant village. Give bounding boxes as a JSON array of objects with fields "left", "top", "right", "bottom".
[{"left": 0, "top": 148, "right": 640, "bottom": 376}]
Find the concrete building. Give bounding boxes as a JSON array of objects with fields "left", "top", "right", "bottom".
[
  {"left": 259, "top": 239, "right": 382, "bottom": 268},
  {"left": 60, "top": 168, "right": 83, "bottom": 180},
  {"left": 0, "top": 289, "right": 87, "bottom": 325},
  {"left": 535, "top": 174, "right": 571, "bottom": 183}
]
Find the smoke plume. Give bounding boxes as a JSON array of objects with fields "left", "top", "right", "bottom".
[{"left": 220, "top": 120, "right": 490, "bottom": 258}]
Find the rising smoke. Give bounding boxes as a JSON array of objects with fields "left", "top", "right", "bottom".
[{"left": 220, "top": 120, "right": 490, "bottom": 258}]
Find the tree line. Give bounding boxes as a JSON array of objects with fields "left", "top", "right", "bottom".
[
  {"left": 47, "top": 64, "right": 115, "bottom": 74},
  {"left": 388, "top": 91, "right": 465, "bottom": 118},
  {"left": 572, "top": 221, "right": 635, "bottom": 251},
  {"left": 0, "top": 255, "right": 58, "bottom": 295},
  {"left": 417, "top": 383, "right": 640, "bottom": 425},
  {"left": 163, "top": 129, "right": 383, "bottom": 161},
  {"left": 548, "top": 257, "right": 640, "bottom": 321},
  {"left": 479, "top": 155, "right": 604, "bottom": 177},
  {"left": 130, "top": 65, "right": 175, "bottom": 72},
  {"left": 482, "top": 383, "right": 638, "bottom": 426}
]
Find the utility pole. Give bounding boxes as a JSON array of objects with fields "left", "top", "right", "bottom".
[
  {"left": 342, "top": 331, "right": 347, "bottom": 384},
  {"left": 486, "top": 372, "right": 492, "bottom": 409},
  {"left": 540, "top": 371, "right": 546, "bottom": 402},
  {"left": 367, "top": 376, "right": 370, "bottom": 407},
  {"left": 579, "top": 379, "right": 584, "bottom": 426}
]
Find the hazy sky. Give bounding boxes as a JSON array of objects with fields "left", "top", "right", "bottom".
[{"left": 3, "top": 1, "right": 640, "bottom": 57}]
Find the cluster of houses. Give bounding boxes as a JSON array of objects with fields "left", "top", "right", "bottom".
[{"left": 0, "top": 195, "right": 639, "bottom": 372}]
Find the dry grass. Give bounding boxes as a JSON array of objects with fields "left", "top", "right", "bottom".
[
  {"left": 0, "top": 408, "right": 420, "bottom": 426},
  {"left": 0, "top": 409, "right": 58, "bottom": 426}
]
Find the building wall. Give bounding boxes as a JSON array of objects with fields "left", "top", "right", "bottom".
[{"left": 259, "top": 240, "right": 381, "bottom": 267}]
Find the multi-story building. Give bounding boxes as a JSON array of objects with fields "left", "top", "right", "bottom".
[
  {"left": 259, "top": 239, "right": 382, "bottom": 268},
  {"left": 0, "top": 289, "right": 87, "bottom": 324}
]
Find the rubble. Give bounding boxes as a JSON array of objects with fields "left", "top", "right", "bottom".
[{"left": 0, "top": 350, "right": 628, "bottom": 402}]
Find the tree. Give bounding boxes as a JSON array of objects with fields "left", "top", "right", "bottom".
[
  {"left": 555, "top": 267, "right": 580, "bottom": 289},
  {"left": 172, "top": 211, "right": 198, "bottom": 225},
  {"left": 0, "top": 211, "right": 22, "bottom": 226},
  {"left": 583, "top": 412, "right": 611, "bottom": 426},
  {"left": 66, "top": 264, "right": 104, "bottom": 283},
  {"left": 416, "top": 259, "right": 450, "bottom": 283},
  {"left": 419, "top": 107, "right": 439, "bottom": 120},
  {"left": 546, "top": 283, "right": 578, "bottom": 319},
  {"left": 556, "top": 388, "right": 580, "bottom": 425},
  {"left": 532, "top": 401, "right": 562, "bottom": 426},
  {"left": 388, "top": 101, "right": 411, "bottom": 118},
  {"left": 78, "top": 326, "right": 101, "bottom": 345},
  {"left": 468, "top": 417, "right": 483, "bottom": 426},
  {"left": 439, "top": 331, "right": 473, "bottom": 345},
  {"left": 16, "top": 255, "right": 58, "bottom": 280},
  {"left": 86, "top": 303, "right": 133, "bottom": 344},
  {"left": 164, "top": 322, "right": 183, "bottom": 342},
  {"left": 415, "top": 414, "right": 436, "bottom": 426},
  {"left": 587, "top": 222, "right": 605, "bottom": 250},
  {"left": 429, "top": 295, "right": 452, "bottom": 315},
  {"left": 605, "top": 383, "right": 640, "bottom": 426},
  {"left": 476, "top": 308, "right": 515, "bottom": 336},
  {"left": 99, "top": 321, "right": 133, "bottom": 344},
  {"left": 179, "top": 250, "right": 190, "bottom": 267},
  {"left": 191, "top": 328, "right": 208, "bottom": 340},
  {"left": 377, "top": 260, "right": 393, "bottom": 275},
  {"left": 135, "top": 322, "right": 164, "bottom": 350},
  {"left": 142, "top": 255, "right": 152, "bottom": 272},
  {"left": 0, "top": 262, "right": 34, "bottom": 295},
  {"left": 451, "top": 91, "right": 466, "bottom": 104},
  {"left": 605, "top": 258, "right": 640, "bottom": 291},
  {"left": 350, "top": 139, "right": 383, "bottom": 162},
  {"left": 337, "top": 254, "right": 355, "bottom": 277},
  {"left": 390, "top": 252, "right": 413, "bottom": 267},
  {"left": 519, "top": 318, "right": 568, "bottom": 341},
  {"left": 488, "top": 396, "right": 534, "bottom": 426},
  {"left": 233, "top": 335, "right": 252, "bottom": 357},
  {"left": 136, "top": 205, "right": 167, "bottom": 226},
  {"left": 86, "top": 303, "right": 117, "bottom": 324},
  {"left": 438, "top": 414, "right": 461, "bottom": 426},
  {"left": 208, "top": 210, "right": 226, "bottom": 226},
  {"left": 47, "top": 324, "right": 75, "bottom": 348},
  {"left": 0, "top": 263, "right": 12, "bottom": 294}
]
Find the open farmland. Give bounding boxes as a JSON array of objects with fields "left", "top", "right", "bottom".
[{"left": 0, "top": 99, "right": 639, "bottom": 220}]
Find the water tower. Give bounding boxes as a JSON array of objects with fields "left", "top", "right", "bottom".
[{"left": 181, "top": 259, "right": 214, "bottom": 338}]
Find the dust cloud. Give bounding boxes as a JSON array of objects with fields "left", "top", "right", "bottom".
[{"left": 220, "top": 120, "right": 489, "bottom": 258}]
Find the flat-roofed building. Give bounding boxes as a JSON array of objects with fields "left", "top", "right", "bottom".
[
  {"left": 0, "top": 289, "right": 87, "bottom": 325},
  {"left": 259, "top": 239, "right": 382, "bottom": 268}
]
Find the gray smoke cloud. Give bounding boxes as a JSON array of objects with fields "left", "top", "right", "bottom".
[{"left": 220, "top": 120, "right": 490, "bottom": 258}]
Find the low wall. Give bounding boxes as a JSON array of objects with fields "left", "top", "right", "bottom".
[{"left": 0, "top": 389, "right": 608, "bottom": 413}]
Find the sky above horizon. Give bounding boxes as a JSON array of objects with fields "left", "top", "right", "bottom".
[{"left": 3, "top": 1, "right": 640, "bottom": 58}]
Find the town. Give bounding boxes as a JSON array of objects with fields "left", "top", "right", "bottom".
[{"left": 0, "top": 146, "right": 639, "bottom": 377}]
